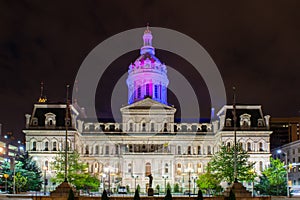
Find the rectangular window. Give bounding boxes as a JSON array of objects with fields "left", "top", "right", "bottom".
[
  {"left": 137, "top": 87, "right": 141, "bottom": 98},
  {"left": 146, "top": 84, "right": 150, "bottom": 96},
  {"left": 105, "top": 146, "right": 109, "bottom": 155},
  {"left": 154, "top": 85, "right": 158, "bottom": 98}
]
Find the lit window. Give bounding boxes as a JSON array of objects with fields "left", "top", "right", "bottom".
[{"left": 137, "top": 87, "right": 141, "bottom": 98}]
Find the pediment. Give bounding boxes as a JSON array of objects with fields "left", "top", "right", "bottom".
[{"left": 120, "top": 98, "right": 175, "bottom": 111}]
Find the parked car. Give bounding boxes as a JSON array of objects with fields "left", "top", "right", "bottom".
[{"left": 118, "top": 186, "right": 127, "bottom": 194}]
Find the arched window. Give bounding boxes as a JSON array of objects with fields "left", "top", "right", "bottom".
[
  {"left": 151, "top": 123, "right": 155, "bottom": 132},
  {"left": 85, "top": 145, "right": 89, "bottom": 155},
  {"left": 145, "top": 162, "right": 151, "bottom": 176},
  {"left": 197, "top": 163, "right": 202, "bottom": 173},
  {"left": 44, "top": 141, "right": 49, "bottom": 151},
  {"left": 165, "top": 163, "right": 169, "bottom": 174},
  {"left": 259, "top": 142, "right": 263, "bottom": 151},
  {"left": 95, "top": 145, "right": 99, "bottom": 155},
  {"left": 247, "top": 142, "right": 251, "bottom": 151},
  {"left": 105, "top": 146, "right": 109, "bottom": 155},
  {"left": 177, "top": 163, "right": 182, "bottom": 175},
  {"left": 207, "top": 146, "right": 212, "bottom": 155},
  {"left": 227, "top": 142, "right": 231, "bottom": 148},
  {"left": 32, "top": 141, "right": 37, "bottom": 151},
  {"left": 128, "top": 163, "right": 132, "bottom": 173},
  {"left": 187, "top": 146, "right": 192, "bottom": 155},
  {"left": 142, "top": 122, "right": 146, "bottom": 131},
  {"left": 259, "top": 161, "right": 263, "bottom": 172},
  {"left": 129, "top": 123, "right": 133, "bottom": 131},
  {"left": 52, "top": 141, "right": 57, "bottom": 151},
  {"left": 197, "top": 146, "right": 201, "bottom": 155},
  {"left": 177, "top": 146, "right": 181, "bottom": 155},
  {"left": 45, "top": 160, "right": 49, "bottom": 168}
]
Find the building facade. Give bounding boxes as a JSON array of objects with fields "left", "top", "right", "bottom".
[{"left": 23, "top": 27, "right": 272, "bottom": 193}]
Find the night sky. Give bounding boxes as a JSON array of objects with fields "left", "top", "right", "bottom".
[{"left": 1, "top": 1, "right": 300, "bottom": 139}]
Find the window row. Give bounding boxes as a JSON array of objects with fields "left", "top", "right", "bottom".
[{"left": 29, "top": 140, "right": 72, "bottom": 151}]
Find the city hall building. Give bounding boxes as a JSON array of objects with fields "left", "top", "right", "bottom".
[{"left": 23, "top": 27, "right": 272, "bottom": 192}]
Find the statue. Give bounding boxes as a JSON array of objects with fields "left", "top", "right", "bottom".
[{"left": 148, "top": 174, "right": 153, "bottom": 188}]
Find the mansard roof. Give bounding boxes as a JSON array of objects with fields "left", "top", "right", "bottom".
[
  {"left": 217, "top": 105, "right": 269, "bottom": 130},
  {"left": 25, "top": 103, "right": 76, "bottom": 130}
]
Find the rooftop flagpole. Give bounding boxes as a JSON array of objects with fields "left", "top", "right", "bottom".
[
  {"left": 64, "top": 84, "right": 70, "bottom": 182},
  {"left": 233, "top": 86, "right": 238, "bottom": 183}
]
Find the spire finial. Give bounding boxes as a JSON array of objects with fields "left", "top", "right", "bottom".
[
  {"left": 38, "top": 81, "right": 47, "bottom": 103},
  {"left": 144, "top": 23, "right": 151, "bottom": 34}
]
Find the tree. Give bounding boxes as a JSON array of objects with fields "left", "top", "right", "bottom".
[
  {"left": 16, "top": 152, "right": 43, "bottom": 191},
  {"left": 197, "top": 164, "right": 220, "bottom": 195},
  {"left": 209, "top": 145, "right": 255, "bottom": 183},
  {"left": 50, "top": 150, "right": 99, "bottom": 190},
  {"left": 15, "top": 172, "right": 27, "bottom": 193},
  {"left": 136, "top": 184, "right": 141, "bottom": 193},
  {"left": 167, "top": 182, "right": 171, "bottom": 192},
  {"left": 255, "top": 158, "right": 286, "bottom": 196},
  {"left": 0, "top": 152, "right": 42, "bottom": 192},
  {"left": 173, "top": 183, "right": 180, "bottom": 193}
]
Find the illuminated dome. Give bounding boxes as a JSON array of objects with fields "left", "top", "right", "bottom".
[{"left": 126, "top": 26, "right": 169, "bottom": 105}]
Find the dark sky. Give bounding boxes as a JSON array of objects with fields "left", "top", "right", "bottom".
[{"left": 1, "top": 0, "right": 300, "bottom": 139}]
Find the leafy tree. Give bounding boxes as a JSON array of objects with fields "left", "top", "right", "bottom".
[
  {"left": 209, "top": 145, "right": 255, "bottom": 183},
  {"left": 173, "top": 183, "right": 180, "bottom": 193},
  {"left": 0, "top": 152, "right": 42, "bottom": 192},
  {"left": 136, "top": 184, "right": 141, "bottom": 193},
  {"left": 126, "top": 185, "right": 130, "bottom": 193},
  {"left": 156, "top": 184, "right": 160, "bottom": 193},
  {"left": 15, "top": 172, "right": 27, "bottom": 193},
  {"left": 255, "top": 158, "right": 287, "bottom": 196},
  {"left": 16, "top": 152, "right": 42, "bottom": 191},
  {"left": 197, "top": 164, "right": 220, "bottom": 195},
  {"left": 167, "top": 182, "right": 171, "bottom": 192},
  {"left": 50, "top": 150, "right": 99, "bottom": 190}
]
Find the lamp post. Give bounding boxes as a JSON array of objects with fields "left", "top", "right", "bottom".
[
  {"left": 104, "top": 166, "right": 115, "bottom": 195},
  {"left": 162, "top": 175, "right": 168, "bottom": 194},
  {"left": 3, "top": 174, "right": 9, "bottom": 193},
  {"left": 132, "top": 175, "right": 139, "bottom": 190},
  {"left": 191, "top": 175, "right": 198, "bottom": 195},
  {"left": 43, "top": 166, "right": 48, "bottom": 195},
  {"left": 184, "top": 168, "right": 193, "bottom": 197},
  {"left": 277, "top": 149, "right": 289, "bottom": 197}
]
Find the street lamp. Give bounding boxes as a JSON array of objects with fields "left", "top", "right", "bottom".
[
  {"left": 43, "top": 166, "right": 48, "bottom": 195},
  {"left": 191, "top": 175, "right": 198, "bottom": 195},
  {"left": 184, "top": 168, "right": 194, "bottom": 197},
  {"left": 162, "top": 175, "right": 168, "bottom": 194},
  {"left": 104, "top": 166, "right": 115, "bottom": 195},
  {"left": 277, "top": 149, "right": 289, "bottom": 197},
  {"left": 3, "top": 174, "right": 9, "bottom": 193},
  {"left": 132, "top": 175, "right": 139, "bottom": 190}
]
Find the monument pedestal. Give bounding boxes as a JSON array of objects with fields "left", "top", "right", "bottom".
[
  {"left": 50, "top": 181, "right": 77, "bottom": 197},
  {"left": 223, "top": 182, "right": 251, "bottom": 198},
  {"left": 148, "top": 188, "right": 154, "bottom": 196}
]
